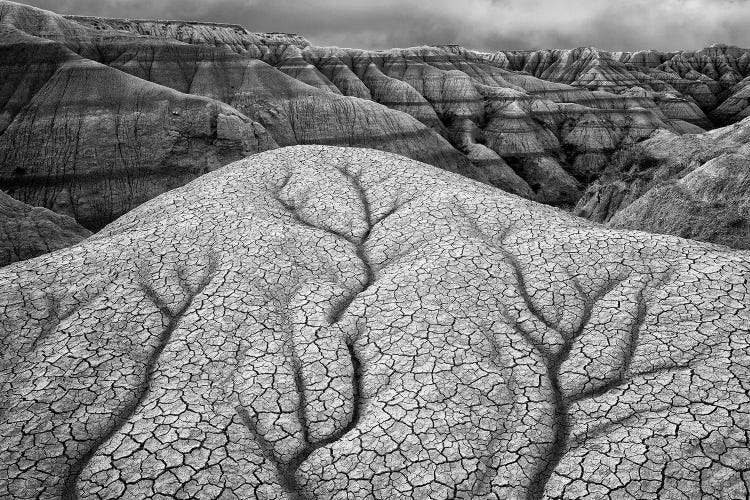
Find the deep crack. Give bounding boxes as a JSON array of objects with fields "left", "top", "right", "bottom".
[
  {"left": 61, "top": 257, "right": 216, "bottom": 500},
  {"left": 245, "top": 170, "right": 383, "bottom": 497}
]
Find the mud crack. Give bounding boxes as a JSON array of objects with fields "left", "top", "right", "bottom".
[
  {"left": 61, "top": 256, "right": 217, "bottom": 500},
  {"left": 235, "top": 169, "right": 394, "bottom": 498}
]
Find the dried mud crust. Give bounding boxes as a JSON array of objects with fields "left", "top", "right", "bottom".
[{"left": 1, "top": 146, "right": 748, "bottom": 499}]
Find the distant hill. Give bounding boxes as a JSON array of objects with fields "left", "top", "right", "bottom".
[{"left": 0, "top": 0, "right": 748, "bottom": 249}]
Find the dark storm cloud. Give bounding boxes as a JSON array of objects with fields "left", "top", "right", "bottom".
[{"left": 20, "top": 0, "right": 750, "bottom": 51}]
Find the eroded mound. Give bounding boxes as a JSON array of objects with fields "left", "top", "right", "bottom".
[
  {"left": 575, "top": 116, "right": 750, "bottom": 248},
  {"left": 1, "top": 146, "right": 748, "bottom": 499},
  {"left": 0, "top": 190, "right": 90, "bottom": 266},
  {"left": 1, "top": 0, "right": 688, "bottom": 229}
]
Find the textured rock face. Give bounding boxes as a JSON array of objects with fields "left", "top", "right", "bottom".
[
  {"left": 608, "top": 154, "right": 750, "bottom": 249},
  {"left": 575, "top": 117, "right": 750, "bottom": 249},
  {"left": 0, "top": 2, "right": 279, "bottom": 229},
  {"left": 0, "top": 190, "right": 90, "bottom": 266},
  {"left": 1, "top": 146, "right": 748, "bottom": 499},
  {"left": 0, "top": 1, "right": 486, "bottom": 229},
  {"left": 0, "top": 0, "right": 690, "bottom": 223},
  {"left": 3, "top": 1, "right": 750, "bottom": 248},
  {"left": 481, "top": 44, "right": 750, "bottom": 126},
  {"left": 63, "top": 15, "right": 312, "bottom": 52}
]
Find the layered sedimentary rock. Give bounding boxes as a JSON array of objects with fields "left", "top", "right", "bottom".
[
  {"left": 0, "top": 190, "right": 90, "bottom": 266},
  {"left": 608, "top": 153, "right": 750, "bottom": 248},
  {"left": 575, "top": 117, "right": 750, "bottom": 248},
  {"left": 4, "top": 0, "right": 750, "bottom": 249},
  {"left": 1, "top": 146, "right": 748, "bottom": 499},
  {"left": 63, "top": 15, "right": 312, "bottom": 52},
  {"left": 711, "top": 76, "right": 750, "bottom": 124},
  {"left": 0, "top": 2, "right": 471, "bottom": 228},
  {"left": 0, "top": 2, "right": 278, "bottom": 229},
  {"left": 1, "top": 0, "right": 691, "bottom": 222},
  {"left": 478, "top": 44, "right": 750, "bottom": 125}
]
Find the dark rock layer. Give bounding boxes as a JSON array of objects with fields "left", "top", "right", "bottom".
[
  {"left": 1, "top": 0, "right": 690, "bottom": 227},
  {"left": 0, "top": 189, "right": 90, "bottom": 266},
  {"left": 475, "top": 44, "right": 750, "bottom": 126},
  {"left": 2, "top": 1, "right": 750, "bottom": 249}
]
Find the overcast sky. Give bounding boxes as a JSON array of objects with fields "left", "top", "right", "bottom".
[{"left": 22, "top": 0, "right": 750, "bottom": 51}]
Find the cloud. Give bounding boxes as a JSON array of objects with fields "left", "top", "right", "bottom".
[{"left": 20, "top": 0, "right": 750, "bottom": 51}]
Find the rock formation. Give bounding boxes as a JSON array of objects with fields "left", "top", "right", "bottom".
[
  {"left": 1, "top": 146, "right": 748, "bottom": 499},
  {"left": 0, "top": 1, "right": 484, "bottom": 229},
  {"left": 0, "top": 1, "right": 279, "bottom": 229},
  {"left": 2, "top": 0, "right": 749, "bottom": 247},
  {"left": 575, "top": 117, "right": 750, "bottom": 249},
  {"left": 0, "top": 190, "right": 90, "bottom": 266},
  {"left": 1, "top": 0, "right": 695, "bottom": 227},
  {"left": 480, "top": 44, "right": 750, "bottom": 127}
]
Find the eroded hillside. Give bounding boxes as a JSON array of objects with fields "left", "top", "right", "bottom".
[
  {"left": 2, "top": 0, "right": 750, "bottom": 251},
  {"left": 575, "top": 116, "right": 750, "bottom": 248},
  {"left": 0, "top": 0, "right": 705, "bottom": 230},
  {"left": 1, "top": 146, "right": 748, "bottom": 499},
  {"left": 0, "top": 190, "right": 90, "bottom": 266}
]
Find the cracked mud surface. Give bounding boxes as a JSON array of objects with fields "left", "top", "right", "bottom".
[{"left": 1, "top": 145, "right": 749, "bottom": 499}]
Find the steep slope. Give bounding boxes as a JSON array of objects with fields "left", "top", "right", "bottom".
[
  {"left": 483, "top": 44, "right": 750, "bottom": 127},
  {"left": 711, "top": 75, "right": 750, "bottom": 124},
  {"left": 575, "top": 117, "right": 750, "bottom": 249},
  {"left": 4, "top": 0, "right": 750, "bottom": 247},
  {"left": 608, "top": 153, "right": 750, "bottom": 248},
  {"left": 0, "top": 2, "right": 278, "bottom": 229},
  {"left": 63, "top": 15, "right": 312, "bottom": 52},
  {"left": 3, "top": 1, "right": 687, "bottom": 214},
  {"left": 0, "top": 2, "right": 477, "bottom": 229},
  {"left": 0, "top": 190, "right": 90, "bottom": 266},
  {"left": 97, "top": 33, "right": 681, "bottom": 205},
  {"left": 1, "top": 146, "right": 748, "bottom": 499}
]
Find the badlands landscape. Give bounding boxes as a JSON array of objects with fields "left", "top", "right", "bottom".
[{"left": 0, "top": 1, "right": 748, "bottom": 498}]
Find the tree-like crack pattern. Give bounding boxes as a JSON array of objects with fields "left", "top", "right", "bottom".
[
  {"left": 0, "top": 146, "right": 748, "bottom": 499},
  {"left": 62, "top": 257, "right": 217, "bottom": 500},
  {"left": 249, "top": 165, "right": 394, "bottom": 497}
]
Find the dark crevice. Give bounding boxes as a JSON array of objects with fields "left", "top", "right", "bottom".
[
  {"left": 483, "top": 235, "right": 652, "bottom": 500},
  {"left": 235, "top": 337, "right": 364, "bottom": 500},
  {"left": 570, "top": 291, "right": 649, "bottom": 403},
  {"left": 327, "top": 168, "right": 393, "bottom": 323},
  {"left": 474, "top": 329, "right": 510, "bottom": 496},
  {"left": 503, "top": 250, "right": 564, "bottom": 336},
  {"left": 458, "top": 210, "right": 556, "bottom": 359},
  {"left": 243, "top": 171, "right": 381, "bottom": 498},
  {"left": 568, "top": 277, "right": 623, "bottom": 341},
  {"left": 272, "top": 170, "right": 393, "bottom": 322},
  {"left": 61, "top": 257, "right": 216, "bottom": 500},
  {"left": 456, "top": 212, "right": 603, "bottom": 499},
  {"left": 526, "top": 276, "right": 625, "bottom": 500},
  {"left": 619, "top": 290, "right": 648, "bottom": 376},
  {"left": 500, "top": 253, "right": 557, "bottom": 358},
  {"left": 571, "top": 393, "right": 703, "bottom": 451},
  {"left": 30, "top": 285, "right": 108, "bottom": 352},
  {"left": 282, "top": 341, "right": 364, "bottom": 481},
  {"left": 311, "top": 342, "right": 363, "bottom": 448},
  {"left": 273, "top": 174, "right": 358, "bottom": 247},
  {"left": 236, "top": 405, "right": 302, "bottom": 499},
  {"left": 292, "top": 355, "right": 311, "bottom": 446},
  {"left": 527, "top": 379, "right": 570, "bottom": 500}
]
